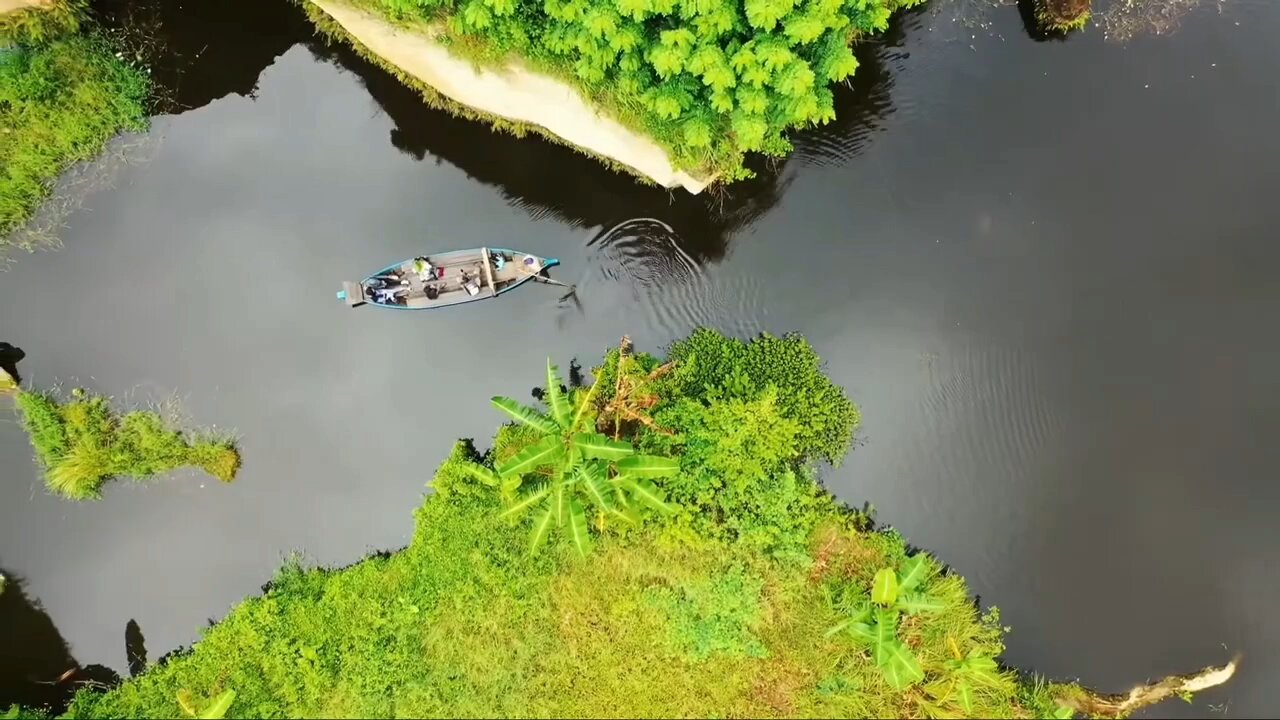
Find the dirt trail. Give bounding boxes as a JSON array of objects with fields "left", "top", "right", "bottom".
[{"left": 0, "top": 0, "right": 52, "bottom": 16}]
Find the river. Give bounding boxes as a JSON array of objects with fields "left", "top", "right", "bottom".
[{"left": 2, "top": 0, "right": 1277, "bottom": 715}]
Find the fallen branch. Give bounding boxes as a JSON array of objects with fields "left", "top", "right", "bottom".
[{"left": 1060, "top": 655, "right": 1239, "bottom": 718}]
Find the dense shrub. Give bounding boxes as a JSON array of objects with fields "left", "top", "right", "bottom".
[
  {"left": 354, "top": 0, "right": 924, "bottom": 179},
  {"left": 664, "top": 328, "right": 861, "bottom": 464}
]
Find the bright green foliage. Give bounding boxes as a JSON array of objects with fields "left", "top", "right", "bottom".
[
  {"left": 644, "top": 565, "right": 768, "bottom": 661},
  {"left": 0, "top": 0, "right": 85, "bottom": 47},
  {"left": 481, "top": 359, "right": 680, "bottom": 556},
  {"left": 646, "top": 387, "right": 834, "bottom": 556},
  {"left": 353, "top": 0, "right": 916, "bottom": 180},
  {"left": 2, "top": 706, "right": 47, "bottom": 720},
  {"left": 13, "top": 388, "right": 240, "bottom": 500},
  {"left": 664, "top": 329, "right": 860, "bottom": 464},
  {"left": 52, "top": 334, "right": 1117, "bottom": 719},
  {"left": 0, "top": 34, "right": 149, "bottom": 244},
  {"left": 176, "top": 689, "right": 236, "bottom": 719}
]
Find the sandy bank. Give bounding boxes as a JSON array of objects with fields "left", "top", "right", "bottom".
[{"left": 307, "top": 0, "right": 711, "bottom": 194}]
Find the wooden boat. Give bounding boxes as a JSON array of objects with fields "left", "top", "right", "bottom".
[{"left": 337, "top": 248, "right": 560, "bottom": 310}]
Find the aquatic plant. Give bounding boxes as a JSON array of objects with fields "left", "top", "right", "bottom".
[
  {"left": 13, "top": 387, "right": 240, "bottom": 500},
  {"left": 320, "top": 0, "right": 925, "bottom": 182},
  {"left": 0, "top": 33, "right": 149, "bottom": 246},
  {"left": 51, "top": 333, "right": 1233, "bottom": 719}
]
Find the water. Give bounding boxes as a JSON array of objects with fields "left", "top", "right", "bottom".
[{"left": 3, "top": 0, "right": 1278, "bottom": 714}]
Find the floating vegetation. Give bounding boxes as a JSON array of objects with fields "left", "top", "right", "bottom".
[{"left": 13, "top": 387, "right": 240, "bottom": 500}]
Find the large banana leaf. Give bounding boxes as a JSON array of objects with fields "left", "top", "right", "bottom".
[
  {"left": 826, "top": 601, "right": 874, "bottom": 640},
  {"left": 568, "top": 379, "right": 600, "bottom": 433},
  {"left": 571, "top": 433, "right": 635, "bottom": 460},
  {"left": 567, "top": 499, "right": 593, "bottom": 557},
  {"left": 545, "top": 359, "right": 570, "bottom": 428},
  {"left": 496, "top": 436, "right": 564, "bottom": 478},
  {"left": 619, "top": 478, "right": 676, "bottom": 514},
  {"left": 552, "top": 480, "right": 568, "bottom": 526},
  {"left": 898, "top": 553, "right": 934, "bottom": 593},
  {"left": 876, "top": 639, "right": 924, "bottom": 690},
  {"left": 870, "top": 608, "right": 898, "bottom": 666},
  {"left": 898, "top": 592, "right": 946, "bottom": 616},
  {"left": 954, "top": 679, "right": 975, "bottom": 714},
  {"left": 457, "top": 461, "right": 499, "bottom": 487},
  {"left": 871, "top": 568, "right": 899, "bottom": 606},
  {"left": 614, "top": 454, "right": 681, "bottom": 478},
  {"left": 491, "top": 396, "right": 560, "bottom": 435},
  {"left": 498, "top": 486, "right": 551, "bottom": 519},
  {"left": 528, "top": 504, "right": 556, "bottom": 555},
  {"left": 198, "top": 690, "right": 237, "bottom": 720},
  {"left": 577, "top": 463, "right": 613, "bottom": 510}
]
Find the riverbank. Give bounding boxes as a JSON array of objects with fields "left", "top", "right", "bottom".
[
  {"left": 47, "top": 332, "right": 1228, "bottom": 719},
  {"left": 301, "top": 0, "right": 923, "bottom": 188},
  {"left": 0, "top": 2, "right": 148, "bottom": 250}
]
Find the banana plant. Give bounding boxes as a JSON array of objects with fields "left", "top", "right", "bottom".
[
  {"left": 827, "top": 553, "right": 944, "bottom": 690},
  {"left": 176, "top": 689, "right": 236, "bottom": 719},
  {"left": 479, "top": 359, "right": 682, "bottom": 557}
]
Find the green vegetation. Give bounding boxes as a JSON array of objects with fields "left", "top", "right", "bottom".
[
  {"left": 0, "top": 30, "right": 149, "bottom": 246},
  {"left": 329, "top": 0, "right": 924, "bottom": 182},
  {"left": 1034, "top": 0, "right": 1091, "bottom": 32},
  {"left": 53, "top": 329, "right": 1151, "bottom": 719},
  {"left": 13, "top": 387, "right": 240, "bottom": 500},
  {"left": 0, "top": 0, "right": 85, "bottom": 47}
]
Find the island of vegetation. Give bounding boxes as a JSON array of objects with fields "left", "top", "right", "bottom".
[
  {"left": 301, "top": 0, "right": 924, "bottom": 190},
  {"left": 6, "top": 331, "right": 1230, "bottom": 719},
  {"left": 12, "top": 385, "right": 240, "bottom": 500},
  {"left": 0, "top": 0, "right": 149, "bottom": 250}
]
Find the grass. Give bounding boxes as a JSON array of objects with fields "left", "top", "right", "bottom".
[
  {"left": 0, "top": 32, "right": 149, "bottom": 245},
  {"left": 13, "top": 387, "right": 240, "bottom": 500},
  {"left": 59, "top": 436, "right": 1071, "bottom": 719},
  {"left": 0, "top": 0, "right": 85, "bottom": 47}
]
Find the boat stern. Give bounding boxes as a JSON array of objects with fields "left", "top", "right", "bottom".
[{"left": 337, "top": 281, "right": 367, "bottom": 307}]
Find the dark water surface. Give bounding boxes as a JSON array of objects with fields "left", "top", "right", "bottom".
[{"left": 3, "top": 0, "right": 1279, "bottom": 714}]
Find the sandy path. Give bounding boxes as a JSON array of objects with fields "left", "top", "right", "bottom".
[
  {"left": 0, "top": 0, "right": 52, "bottom": 16},
  {"left": 309, "top": 0, "right": 711, "bottom": 193}
]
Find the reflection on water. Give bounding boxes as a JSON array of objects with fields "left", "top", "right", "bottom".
[
  {"left": 0, "top": 570, "right": 121, "bottom": 712},
  {"left": 94, "top": 0, "right": 310, "bottom": 113}
]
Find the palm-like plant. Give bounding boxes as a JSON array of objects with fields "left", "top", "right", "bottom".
[{"left": 473, "top": 359, "right": 681, "bottom": 557}]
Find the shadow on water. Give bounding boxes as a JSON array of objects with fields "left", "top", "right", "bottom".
[
  {"left": 92, "top": 0, "right": 312, "bottom": 114},
  {"left": 0, "top": 342, "right": 24, "bottom": 384},
  {"left": 0, "top": 570, "right": 122, "bottom": 713}
]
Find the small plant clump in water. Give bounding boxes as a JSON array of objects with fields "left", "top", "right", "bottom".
[
  {"left": 46, "top": 331, "right": 1232, "bottom": 719},
  {"left": 1035, "top": 0, "right": 1092, "bottom": 32},
  {"left": 13, "top": 387, "right": 240, "bottom": 500}
]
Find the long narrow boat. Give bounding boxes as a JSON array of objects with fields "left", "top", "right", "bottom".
[{"left": 336, "top": 247, "right": 560, "bottom": 310}]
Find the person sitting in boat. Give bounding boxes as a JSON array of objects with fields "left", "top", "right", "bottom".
[
  {"left": 373, "top": 286, "right": 404, "bottom": 305},
  {"left": 413, "top": 257, "right": 435, "bottom": 281},
  {"left": 491, "top": 250, "right": 505, "bottom": 270}
]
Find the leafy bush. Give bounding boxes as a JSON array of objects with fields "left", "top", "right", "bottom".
[
  {"left": 13, "top": 388, "right": 240, "bottom": 500},
  {"left": 646, "top": 387, "right": 835, "bottom": 556},
  {"left": 0, "top": 33, "right": 149, "bottom": 243},
  {"left": 353, "top": 0, "right": 924, "bottom": 180},
  {"left": 0, "top": 0, "right": 85, "bottom": 47},
  {"left": 664, "top": 328, "right": 861, "bottom": 464}
]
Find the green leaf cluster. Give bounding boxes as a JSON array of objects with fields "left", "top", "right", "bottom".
[
  {"left": 360, "top": 0, "right": 911, "bottom": 179},
  {"left": 477, "top": 360, "right": 681, "bottom": 556}
]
